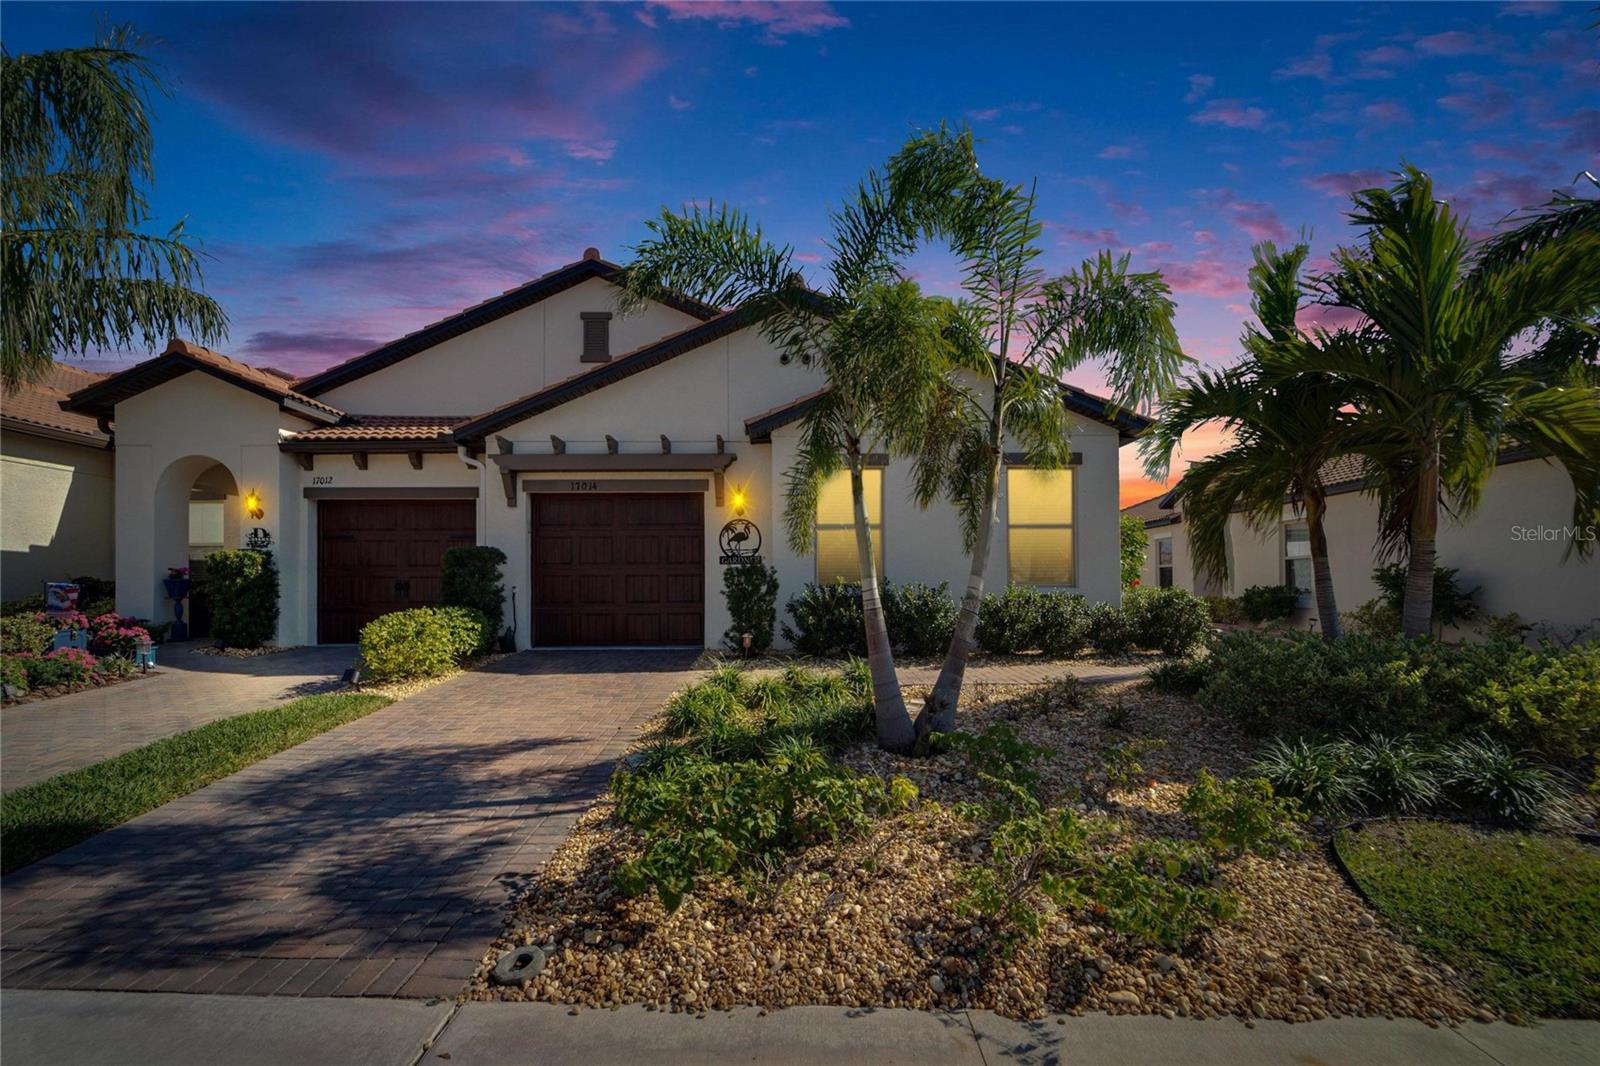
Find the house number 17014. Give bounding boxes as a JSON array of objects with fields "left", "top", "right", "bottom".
[{"left": 569, "top": 480, "right": 599, "bottom": 491}]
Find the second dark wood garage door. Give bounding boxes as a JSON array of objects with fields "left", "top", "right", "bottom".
[
  {"left": 531, "top": 493, "right": 704, "bottom": 646},
  {"left": 317, "top": 499, "right": 476, "bottom": 644}
]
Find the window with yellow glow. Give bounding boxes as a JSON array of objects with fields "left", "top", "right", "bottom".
[
  {"left": 815, "top": 467, "right": 883, "bottom": 583},
  {"left": 1007, "top": 468, "right": 1074, "bottom": 586}
]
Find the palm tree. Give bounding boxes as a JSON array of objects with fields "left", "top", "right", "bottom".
[
  {"left": 886, "top": 126, "right": 1186, "bottom": 740},
  {"left": 618, "top": 181, "right": 955, "bottom": 754},
  {"left": 1304, "top": 167, "right": 1600, "bottom": 638},
  {"left": 1143, "top": 242, "right": 1355, "bottom": 640},
  {"left": 2, "top": 25, "right": 225, "bottom": 388}
]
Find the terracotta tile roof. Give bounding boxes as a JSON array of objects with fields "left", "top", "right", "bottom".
[
  {"left": 1, "top": 364, "right": 112, "bottom": 447},
  {"left": 282, "top": 415, "right": 468, "bottom": 443},
  {"left": 63, "top": 339, "right": 344, "bottom": 422}
]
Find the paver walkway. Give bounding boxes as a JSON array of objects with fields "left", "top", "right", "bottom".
[
  {"left": 2, "top": 643, "right": 354, "bottom": 791},
  {"left": 0, "top": 651, "right": 698, "bottom": 999}
]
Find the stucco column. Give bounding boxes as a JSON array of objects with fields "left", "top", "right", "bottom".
[{"left": 114, "top": 445, "right": 157, "bottom": 621}]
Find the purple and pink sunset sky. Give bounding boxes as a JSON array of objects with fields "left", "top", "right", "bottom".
[{"left": 7, "top": 1, "right": 1597, "bottom": 504}]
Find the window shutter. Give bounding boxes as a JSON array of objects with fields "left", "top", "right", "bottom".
[{"left": 581, "top": 312, "right": 612, "bottom": 362}]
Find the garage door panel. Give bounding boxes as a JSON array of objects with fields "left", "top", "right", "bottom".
[
  {"left": 532, "top": 493, "right": 703, "bottom": 647},
  {"left": 317, "top": 499, "right": 475, "bottom": 644}
]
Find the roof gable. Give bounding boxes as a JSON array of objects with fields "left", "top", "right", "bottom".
[
  {"left": 292, "top": 253, "right": 721, "bottom": 397},
  {"left": 63, "top": 340, "right": 343, "bottom": 424}
]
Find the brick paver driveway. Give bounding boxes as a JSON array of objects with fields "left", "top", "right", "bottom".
[
  {"left": 2, "top": 643, "right": 354, "bottom": 791},
  {"left": 0, "top": 651, "right": 697, "bottom": 999}
]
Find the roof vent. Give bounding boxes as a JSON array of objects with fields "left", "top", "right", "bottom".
[
  {"left": 582, "top": 246, "right": 601, "bottom": 261},
  {"left": 580, "top": 312, "right": 612, "bottom": 363}
]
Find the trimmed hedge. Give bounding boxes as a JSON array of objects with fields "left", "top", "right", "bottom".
[
  {"left": 722, "top": 563, "right": 780, "bottom": 654},
  {"left": 440, "top": 546, "right": 506, "bottom": 651},
  {"left": 1198, "top": 630, "right": 1600, "bottom": 762},
  {"left": 784, "top": 581, "right": 1210, "bottom": 660},
  {"left": 204, "top": 549, "right": 280, "bottom": 648},
  {"left": 357, "top": 606, "right": 488, "bottom": 682}
]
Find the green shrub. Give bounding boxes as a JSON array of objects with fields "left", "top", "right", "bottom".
[
  {"left": 203, "top": 549, "right": 280, "bottom": 648},
  {"left": 976, "top": 585, "right": 1044, "bottom": 655},
  {"left": 1181, "top": 769, "right": 1305, "bottom": 857},
  {"left": 357, "top": 606, "right": 486, "bottom": 682},
  {"left": 1125, "top": 587, "right": 1212, "bottom": 656},
  {"left": 1203, "top": 596, "right": 1246, "bottom": 625},
  {"left": 782, "top": 582, "right": 865, "bottom": 657},
  {"left": 439, "top": 546, "right": 506, "bottom": 650},
  {"left": 1373, "top": 562, "right": 1479, "bottom": 633},
  {"left": 722, "top": 563, "right": 780, "bottom": 654},
  {"left": 663, "top": 683, "right": 741, "bottom": 737},
  {"left": 1240, "top": 584, "right": 1299, "bottom": 622},
  {"left": 932, "top": 723, "right": 1053, "bottom": 794},
  {"left": 1437, "top": 738, "right": 1562, "bottom": 828},
  {"left": 883, "top": 581, "right": 957, "bottom": 657},
  {"left": 0, "top": 594, "right": 46, "bottom": 617},
  {"left": 1, "top": 656, "right": 30, "bottom": 694},
  {"left": 1, "top": 615, "right": 55, "bottom": 655},
  {"left": 1350, "top": 735, "right": 1440, "bottom": 814},
  {"left": 1343, "top": 597, "right": 1399, "bottom": 637},
  {"left": 613, "top": 743, "right": 914, "bottom": 912},
  {"left": 1037, "top": 593, "right": 1093, "bottom": 657},
  {"left": 1251, "top": 737, "right": 1366, "bottom": 817},
  {"left": 1087, "top": 601, "right": 1137, "bottom": 655},
  {"left": 1149, "top": 657, "right": 1207, "bottom": 696},
  {"left": 1200, "top": 630, "right": 1599, "bottom": 761}
]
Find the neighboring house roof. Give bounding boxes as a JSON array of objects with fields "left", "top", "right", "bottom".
[
  {"left": 1, "top": 364, "right": 112, "bottom": 448},
  {"left": 451, "top": 305, "right": 760, "bottom": 444},
  {"left": 63, "top": 340, "right": 344, "bottom": 424},
  {"left": 291, "top": 251, "right": 723, "bottom": 398},
  {"left": 1121, "top": 492, "right": 1181, "bottom": 528},
  {"left": 280, "top": 415, "right": 467, "bottom": 452}
]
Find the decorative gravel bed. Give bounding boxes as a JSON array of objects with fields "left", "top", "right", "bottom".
[{"left": 472, "top": 678, "right": 1492, "bottom": 1025}]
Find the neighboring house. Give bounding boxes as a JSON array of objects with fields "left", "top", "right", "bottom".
[
  {"left": 1121, "top": 492, "right": 1221, "bottom": 597},
  {"left": 1125, "top": 452, "right": 1599, "bottom": 636},
  {"left": 1, "top": 364, "right": 115, "bottom": 601},
  {"left": 62, "top": 250, "right": 1148, "bottom": 648}
]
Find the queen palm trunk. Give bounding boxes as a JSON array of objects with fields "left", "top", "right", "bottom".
[
  {"left": 1304, "top": 493, "right": 1341, "bottom": 640},
  {"left": 1400, "top": 440, "right": 1441, "bottom": 639},
  {"left": 850, "top": 454, "right": 913, "bottom": 752},
  {"left": 915, "top": 418, "right": 1005, "bottom": 741}
]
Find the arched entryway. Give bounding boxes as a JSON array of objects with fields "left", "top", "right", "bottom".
[{"left": 153, "top": 455, "right": 240, "bottom": 639}]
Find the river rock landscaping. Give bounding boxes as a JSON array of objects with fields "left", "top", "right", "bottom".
[{"left": 471, "top": 669, "right": 1508, "bottom": 1025}]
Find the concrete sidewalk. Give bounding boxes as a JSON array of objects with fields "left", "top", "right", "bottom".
[{"left": 5, "top": 993, "right": 1596, "bottom": 1066}]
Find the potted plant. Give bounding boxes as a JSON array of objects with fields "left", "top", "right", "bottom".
[{"left": 163, "top": 566, "right": 191, "bottom": 600}]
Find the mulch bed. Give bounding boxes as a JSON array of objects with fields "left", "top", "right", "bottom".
[
  {"left": 470, "top": 678, "right": 1494, "bottom": 1025},
  {"left": 1, "top": 669, "right": 158, "bottom": 708},
  {"left": 193, "top": 644, "right": 306, "bottom": 658}
]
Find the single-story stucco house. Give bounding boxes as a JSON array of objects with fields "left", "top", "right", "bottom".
[
  {"left": 1, "top": 364, "right": 115, "bottom": 601},
  {"left": 1124, "top": 451, "right": 1599, "bottom": 637},
  {"left": 60, "top": 250, "right": 1147, "bottom": 649}
]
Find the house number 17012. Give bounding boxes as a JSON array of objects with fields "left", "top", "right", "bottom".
[{"left": 569, "top": 480, "right": 599, "bottom": 491}]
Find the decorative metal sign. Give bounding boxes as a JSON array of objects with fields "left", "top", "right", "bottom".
[
  {"left": 718, "top": 518, "right": 762, "bottom": 565},
  {"left": 245, "top": 527, "right": 274, "bottom": 551}
]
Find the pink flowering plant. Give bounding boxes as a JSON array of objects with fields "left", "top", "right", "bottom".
[
  {"left": 34, "top": 610, "right": 89, "bottom": 634},
  {"left": 11, "top": 647, "right": 98, "bottom": 688},
  {"left": 88, "top": 614, "right": 152, "bottom": 658}
]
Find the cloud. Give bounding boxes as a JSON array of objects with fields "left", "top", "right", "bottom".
[
  {"left": 1148, "top": 256, "right": 1250, "bottom": 299},
  {"left": 1437, "top": 74, "right": 1514, "bottom": 127},
  {"left": 965, "top": 101, "right": 1042, "bottom": 123},
  {"left": 239, "top": 330, "right": 385, "bottom": 364},
  {"left": 668, "top": 95, "right": 694, "bottom": 110},
  {"left": 1198, "top": 189, "right": 1291, "bottom": 242},
  {"left": 1361, "top": 100, "right": 1410, "bottom": 126},
  {"left": 1414, "top": 29, "right": 1495, "bottom": 56},
  {"left": 1097, "top": 143, "right": 1140, "bottom": 160},
  {"left": 1183, "top": 74, "right": 1215, "bottom": 103},
  {"left": 1048, "top": 223, "right": 1121, "bottom": 248},
  {"left": 1303, "top": 169, "right": 1388, "bottom": 197},
  {"left": 1192, "top": 229, "right": 1216, "bottom": 245},
  {"left": 1273, "top": 32, "right": 1361, "bottom": 83},
  {"left": 565, "top": 139, "right": 618, "bottom": 161},
  {"left": 1190, "top": 98, "right": 1277, "bottom": 131},
  {"left": 644, "top": 2, "right": 848, "bottom": 39}
]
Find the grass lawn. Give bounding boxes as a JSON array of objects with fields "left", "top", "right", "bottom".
[
  {"left": 0, "top": 692, "right": 391, "bottom": 873},
  {"left": 1335, "top": 819, "right": 1600, "bottom": 1019}
]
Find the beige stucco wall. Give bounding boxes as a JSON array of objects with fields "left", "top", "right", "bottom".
[
  {"left": 1207, "top": 458, "right": 1599, "bottom": 636},
  {"left": 0, "top": 431, "right": 114, "bottom": 601},
  {"left": 1137, "top": 520, "right": 1220, "bottom": 596},
  {"left": 314, "top": 278, "right": 700, "bottom": 414}
]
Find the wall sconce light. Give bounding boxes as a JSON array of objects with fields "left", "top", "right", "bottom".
[
  {"left": 730, "top": 487, "right": 748, "bottom": 517},
  {"left": 244, "top": 489, "right": 265, "bottom": 520}
]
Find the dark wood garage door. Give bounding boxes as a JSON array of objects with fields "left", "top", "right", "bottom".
[
  {"left": 317, "top": 499, "right": 476, "bottom": 644},
  {"left": 532, "top": 493, "right": 704, "bottom": 646}
]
